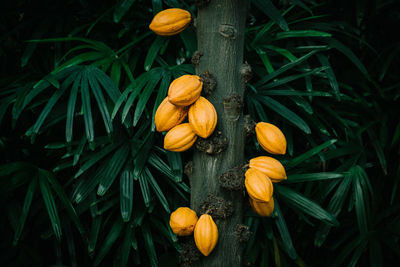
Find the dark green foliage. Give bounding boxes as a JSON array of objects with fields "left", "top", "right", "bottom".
[{"left": 1, "top": 0, "right": 399, "bottom": 266}]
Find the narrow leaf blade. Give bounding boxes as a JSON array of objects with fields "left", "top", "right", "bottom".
[{"left": 39, "top": 170, "right": 62, "bottom": 241}]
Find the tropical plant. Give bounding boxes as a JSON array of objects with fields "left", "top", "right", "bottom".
[{"left": 1, "top": 0, "right": 399, "bottom": 266}]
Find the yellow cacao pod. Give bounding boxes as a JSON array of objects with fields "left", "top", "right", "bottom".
[
  {"left": 168, "top": 75, "right": 203, "bottom": 106},
  {"left": 188, "top": 96, "right": 217, "bottom": 138},
  {"left": 245, "top": 168, "right": 273, "bottom": 203},
  {"left": 164, "top": 123, "right": 197, "bottom": 152},
  {"left": 149, "top": 8, "right": 191, "bottom": 36},
  {"left": 169, "top": 207, "right": 198, "bottom": 236},
  {"left": 155, "top": 97, "right": 188, "bottom": 132},
  {"left": 255, "top": 122, "right": 287, "bottom": 155},
  {"left": 194, "top": 214, "right": 218, "bottom": 256},
  {"left": 249, "top": 197, "right": 274, "bottom": 217},
  {"left": 249, "top": 156, "right": 287, "bottom": 183}
]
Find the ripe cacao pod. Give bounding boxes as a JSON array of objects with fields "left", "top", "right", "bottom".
[
  {"left": 249, "top": 156, "right": 287, "bottom": 183},
  {"left": 149, "top": 8, "right": 191, "bottom": 36},
  {"left": 155, "top": 97, "right": 188, "bottom": 132},
  {"left": 255, "top": 122, "right": 287, "bottom": 155},
  {"left": 194, "top": 214, "right": 218, "bottom": 256},
  {"left": 245, "top": 168, "right": 273, "bottom": 203},
  {"left": 249, "top": 197, "right": 274, "bottom": 217},
  {"left": 188, "top": 96, "right": 217, "bottom": 138},
  {"left": 169, "top": 207, "right": 198, "bottom": 236},
  {"left": 164, "top": 123, "right": 197, "bottom": 152},
  {"left": 168, "top": 75, "right": 203, "bottom": 106}
]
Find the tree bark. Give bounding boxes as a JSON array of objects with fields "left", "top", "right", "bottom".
[{"left": 190, "top": 1, "right": 248, "bottom": 266}]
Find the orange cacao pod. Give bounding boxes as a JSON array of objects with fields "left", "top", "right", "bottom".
[
  {"left": 149, "top": 8, "right": 191, "bottom": 36},
  {"left": 164, "top": 123, "right": 197, "bottom": 152},
  {"left": 249, "top": 197, "right": 274, "bottom": 217},
  {"left": 188, "top": 96, "right": 217, "bottom": 138},
  {"left": 245, "top": 168, "right": 273, "bottom": 202},
  {"left": 255, "top": 122, "right": 287, "bottom": 155},
  {"left": 249, "top": 156, "right": 287, "bottom": 183},
  {"left": 169, "top": 207, "right": 198, "bottom": 236},
  {"left": 168, "top": 75, "right": 203, "bottom": 106},
  {"left": 155, "top": 97, "right": 188, "bottom": 132},
  {"left": 194, "top": 214, "right": 218, "bottom": 256}
]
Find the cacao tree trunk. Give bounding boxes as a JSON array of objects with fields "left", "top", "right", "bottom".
[{"left": 190, "top": 1, "right": 248, "bottom": 266}]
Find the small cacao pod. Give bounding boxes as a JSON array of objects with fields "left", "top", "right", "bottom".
[
  {"left": 249, "top": 197, "right": 274, "bottom": 217},
  {"left": 169, "top": 207, "right": 198, "bottom": 236},
  {"left": 194, "top": 214, "right": 218, "bottom": 256},
  {"left": 249, "top": 156, "right": 287, "bottom": 183},
  {"left": 164, "top": 123, "right": 197, "bottom": 152},
  {"left": 155, "top": 97, "right": 188, "bottom": 132},
  {"left": 188, "top": 96, "right": 217, "bottom": 138},
  {"left": 168, "top": 75, "right": 203, "bottom": 106},
  {"left": 255, "top": 122, "right": 287, "bottom": 155},
  {"left": 245, "top": 168, "right": 273, "bottom": 203},
  {"left": 149, "top": 8, "right": 191, "bottom": 36}
]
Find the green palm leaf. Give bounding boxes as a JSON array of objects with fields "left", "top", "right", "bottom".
[{"left": 39, "top": 170, "right": 62, "bottom": 241}]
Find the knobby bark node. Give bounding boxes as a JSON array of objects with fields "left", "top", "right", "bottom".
[
  {"left": 223, "top": 94, "right": 243, "bottom": 121},
  {"left": 195, "top": 130, "right": 228, "bottom": 155},
  {"left": 200, "top": 71, "right": 217, "bottom": 96},
  {"left": 179, "top": 238, "right": 201, "bottom": 267},
  {"left": 219, "top": 24, "right": 237, "bottom": 39},
  {"left": 191, "top": 51, "right": 203, "bottom": 66},
  {"left": 199, "top": 194, "right": 233, "bottom": 219},
  {"left": 234, "top": 224, "right": 252, "bottom": 243},
  {"left": 244, "top": 114, "right": 256, "bottom": 137},
  {"left": 219, "top": 163, "right": 248, "bottom": 191},
  {"left": 240, "top": 61, "right": 253, "bottom": 83},
  {"left": 184, "top": 161, "right": 193, "bottom": 177}
]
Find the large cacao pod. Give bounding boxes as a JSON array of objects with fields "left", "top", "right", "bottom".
[
  {"left": 164, "top": 123, "right": 197, "bottom": 152},
  {"left": 169, "top": 207, "right": 198, "bottom": 236},
  {"left": 255, "top": 122, "right": 287, "bottom": 155},
  {"left": 249, "top": 156, "right": 287, "bottom": 183},
  {"left": 188, "top": 96, "right": 217, "bottom": 138},
  {"left": 149, "top": 8, "right": 191, "bottom": 36},
  {"left": 155, "top": 97, "right": 188, "bottom": 132},
  {"left": 168, "top": 75, "right": 203, "bottom": 106},
  {"left": 245, "top": 168, "right": 273, "bottom": 203},
  {"left": 249, "top": 197, "right": 275, "bottom": 217},
  {"left": 194, "top": 214, "right": 218, "bottom": 256}
]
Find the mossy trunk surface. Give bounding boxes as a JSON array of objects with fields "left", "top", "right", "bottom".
[{"left": 189, "top": 1, "right": 248, "bottom": 266}]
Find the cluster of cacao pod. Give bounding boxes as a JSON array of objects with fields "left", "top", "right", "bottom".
[
  {"left": 169, "top": 207, "right": 218, "bottom": 256},
  {"left": 245, "top": 122, "right": 287, "bottom": 217},
  {"left": 154, "top": 74, "right": 218, "bottom": 152},
  {"left": 150, "top": 8, "right": 219, "bottom": 257},
  {"left": 150, "top": 10, "right": 217, "bottom": 152}
]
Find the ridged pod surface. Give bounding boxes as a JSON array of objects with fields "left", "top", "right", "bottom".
[
  {"left": 169, "top": 207, "right": 198, "bottom": 236},
  {"left": 244, "top": 168, "right": 273, "bottom": 202},
  {"left": 255, "top": 122, "right": 287, "bottom": 155},
  {"left": 188, "top": 96, "right": 217, "bottom": 138},
  {"left": 155, "top": 97, "right": 188, "bottom": 132},
  {"left": 168, "top": 75, "right": 203, "bottom": 106},
  {"left": 164, "top": 123, "right": 197, "bottom": 152},
  {"left": 249, "top": 197, "right": 275, "bottom": 217},
  {"left": 249, "top": 156, "right": 287, "bottom": 183},
  {"left": 194, "top": 214, "right": 218, "bottom": 256},
  {"left": 149, "top": 8, "right": 191, "bottom": 36}
]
